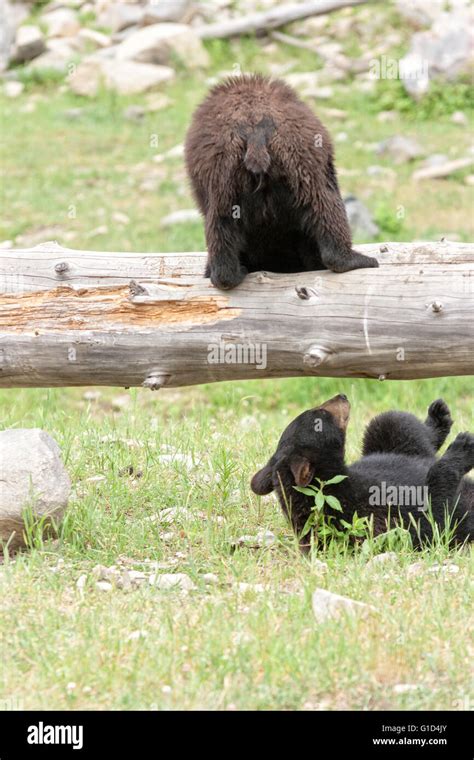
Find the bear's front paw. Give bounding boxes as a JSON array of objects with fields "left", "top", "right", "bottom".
[{"left": 209, "top": 263, "right": 247, "bottom": 290}]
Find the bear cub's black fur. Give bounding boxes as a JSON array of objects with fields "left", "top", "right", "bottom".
[{"left": 251, "top": 395, "right": 473, "bottom": 550}]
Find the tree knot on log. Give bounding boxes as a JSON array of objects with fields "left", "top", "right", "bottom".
[
  {"left": 54, "top": 261, "right": 70, "bottom": 275},
  {"left": 142, "top": 373, "right": 171, "bottom": 391},
  {"left": 295, "top": 286, "right": 318, "bottom": 300},
  {"left": 129, "top": 280, "right": 148, "bottom": 297},
  {"left": 303, "top": 345, "right": 332, "bottom": 368},
  {"left": 427, "top": 300, "right": 444, "bottom": 313}
]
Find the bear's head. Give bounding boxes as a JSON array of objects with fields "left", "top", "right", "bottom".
[{"left": 250, "top": 393, "right": 350, "bottom": 496}]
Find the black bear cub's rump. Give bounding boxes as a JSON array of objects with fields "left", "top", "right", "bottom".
[{"left": 185, "top": 74, "right": 378, "bottom": 290}]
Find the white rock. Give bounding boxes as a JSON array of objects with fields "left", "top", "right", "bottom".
[
  {"left": 451, "top": 110, "right": 468, "bottom": 126},
  {"left": 69, "top": 57, "right": 175, "bottom": 96},
  {"left": 237, "top": 582, "right": 265, "bottom": 593},
  {"left": 116, "top": 23, "right": 210, "bottom": 69},
  {"left": 427, "top": 563, "right": 460, "bottom": 575},
  {"left": 28, "top": 49, "right": 73, "bottom": 74},
  {"left": 312, "top": 588, "right": 376, "bottom": 623},
  {"left": 393, "top": 683, "right": 421, "bottom": 694},
  {"left": 126, "top": 629, "right": 148, "bottom": 641},
  {"left": 232, "top": 530, "right": 276, "bottom": 549},
  {"left": 153, "top": 143, "right": 184, "bottom": 162},
  {"left": 112, "top": 212, "right": 130, "bottom": 226},
  {"left": 128, "top": 570, "right": 147, "bottom": 583},
  {"left": 366, "top": 552, "right": 398, "bottom": 568},
  {"left": 3, "top": 80, "right": 24, "bottom": 97},
  {"left": 377, "top": 110, "right": 397, "bottom": 123},
  {"left": 284, "top": 72, "right": 319, "bottom": 92},
  {"left": 95, "top": 580, "right": 113, "bottom": 592},
  {"left": 312, "top": 559, "right": 328, "bottom": 573},
  {"left": 0, "top": 429, "right": 71, "bottom": 551},
  {"left": 407, "top": 561, "right": 425, "bottom": 578},
  {"left": 76, "top": 573, "right": 87, "bottom": 589},
  {"left": 143, "top": 0, "right": 192, "bottom": 24},
  {"left": 202, "top": 572, "right": 219, "bottom": 585},
  {"left": 78, "top": 28, "right": 111, "bottom": 49},
  {"left": 376, "top": 135, "right": 425, "bottom": 164},
  {"left": 13, "top": 25, "right": 45, "bottom": 62},
  {"left": 344, "top": 195, "right": 379, "bottom": 238},
  {"left": 82, "top": 390, "right": 101, "bottom": 401},
  {"left": 149, "top": 573, "right": 196, "bottom": 591},
  {"left": 0, "top": 0, "right": 15, "bottom": 72},
  {"left": 42, "top": 8, "right": 80, "bottom": 38},
  {"left": 97, "top": 3, "right": 144, "bottom": 33},
  {"left": 399, "top": 9, "right": 474, "bottom": 98},
  {"left": 160, "top": 209, "right": 200, "bottom": 227}
]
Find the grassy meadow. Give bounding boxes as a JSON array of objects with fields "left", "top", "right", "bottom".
[{"left": 0, "top": 4, "right": 473, "bottom": 711}]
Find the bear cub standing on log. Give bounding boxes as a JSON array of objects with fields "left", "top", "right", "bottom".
[
  {"left": 185, "top": 74, "right": 378, "bottom": 290},
  {"left": 251, "top": 395, "right": 473, "bottom": 551}
]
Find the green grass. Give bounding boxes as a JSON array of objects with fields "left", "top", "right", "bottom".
[{"left": 0, "top": 4, "right": 473, "bottom": 711}]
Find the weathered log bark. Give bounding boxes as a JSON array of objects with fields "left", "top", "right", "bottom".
[
  {"left": 0, "top": 241, "right": 473, "bottom": 388},
  {"left": 197, "top": 0, "right": 371, "bottom": 40}
]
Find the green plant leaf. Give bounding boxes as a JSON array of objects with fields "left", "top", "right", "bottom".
[
  {"left": 324, "top": 495, "right": 343, "bottom": 512},
  {"left": 293, "top": 486, "right": 317, "bottom": 496},
  {"left": 300, "top": 514, "right": 315, "bottom": 538},
  {"left": 315, "top": 490, "right": 325, "bottom": 510},
  {"left": 324, "top": 474, "right": 348, "bottom": 485}
]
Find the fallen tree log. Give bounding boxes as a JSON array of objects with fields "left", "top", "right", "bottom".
[
  {"left": 197, "top": 0, "right": 371, "bottom": 40},
  {"left": 0, "top": 241, "right": 473, "bottom": 388}
]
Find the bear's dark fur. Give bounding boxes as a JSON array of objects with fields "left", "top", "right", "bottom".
[
  {"left": 251, "top": 395, "right": 473, "bottom": 550},
  {"left": 185, "top": 74, "right": 378, "bottom": 290}
]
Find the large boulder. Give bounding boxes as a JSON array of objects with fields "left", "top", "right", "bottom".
[
  {"left": 116, "top": 22, "right": 209, "bottom": 69},
  {"left": 69, "top": 56, "right": 175, "bottom": 96},
  {"left": 0, "top": 429, "right": 71, "bottom": 551},
  {"left": 97, "top": 2, "right": 144, "bottom": 33},
  {"left": 0, "top": 0, "right": 29, "bottom": 72},
  {"left": 399, "top": 8, "right": 473, "bottom": 98},
  {"left": 41, "top": 7, "right": 81, "bottom": 38},
  {"left": 12, "top": 25, "right": 46, "bottom": 63},
  {"left": 143, "top": 0, "right": 193, "bottom": 24}
]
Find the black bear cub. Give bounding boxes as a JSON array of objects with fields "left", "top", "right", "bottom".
[
  {"left": 251, "top": 395, "right": 473, "bottom": 550},
  {"left": 185, "top": 74, "right": 378, "bottom": 290}
]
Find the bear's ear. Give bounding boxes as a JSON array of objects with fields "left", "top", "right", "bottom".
[
  {"left": 250, "top": 463, "right": 274, "bottom": 495},
  {"left": 290, "top": 456, "right": 315, "bottom": 487}
]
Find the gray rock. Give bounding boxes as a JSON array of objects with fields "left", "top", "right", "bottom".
[
  {"left": 399, "top": 8, "right": 473, "bottom": 98},
  {"left": 41, "top": 8, "right": 80, "bottom": 37},
  {"left": 344, "top": 196, "right": 379, "bottom": 239},
  {"left": 395, "top": 0, "right": 468, "bottom": 29},
  {"left": 376, "top": 135, "right": 425, "bottom": 164},
  {"left": 451, "top": 110, "right": 468, "bottom": 126},
  {"left": 98, "top": 3, "right": 144, "bottom": 33},
  {"left": 77, "top": 28, "right": 111, "bottom": 50},
  {"left": 143, "top": 0, "right": 193, "bottom": 24},
  {"left": 419, "top": 153, "right": 449, "bottom": 169},
  {"left": 116, "top": 22, "right": 210, "bottom": 69},
  {"left": 69, "top": 57, "right": 175, "bottom": 96},
  {"left": 0, "top": 0, "right": 29, "bottom": 72},
  {"left": 365, "top": 551, "right": 398, "bottom": 568},
  {"left": 12, "top": 25, "right": 46, "bottom": 63},
  {"left": 3, "top": 80, "right": 24, "bottom": 97},
  {"left": 148, "top": 573, "right": 196, "bottom": 591},
  {"left": 312, "top": 588, "right": 376, "bottom": 623},
  {"left": 123, "top": 104, "right": 146, "bottom": 121},
  {"left": 0, "top": 429, "right": 71, "bottom": 551}
]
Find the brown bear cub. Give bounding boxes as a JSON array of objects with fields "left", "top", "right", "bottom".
[
  {"left": 251, "top": 395, "right": 473, "bottom": 551},
  {"left": 185, "top": 74, "right": 378, "bottom": 290}
]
